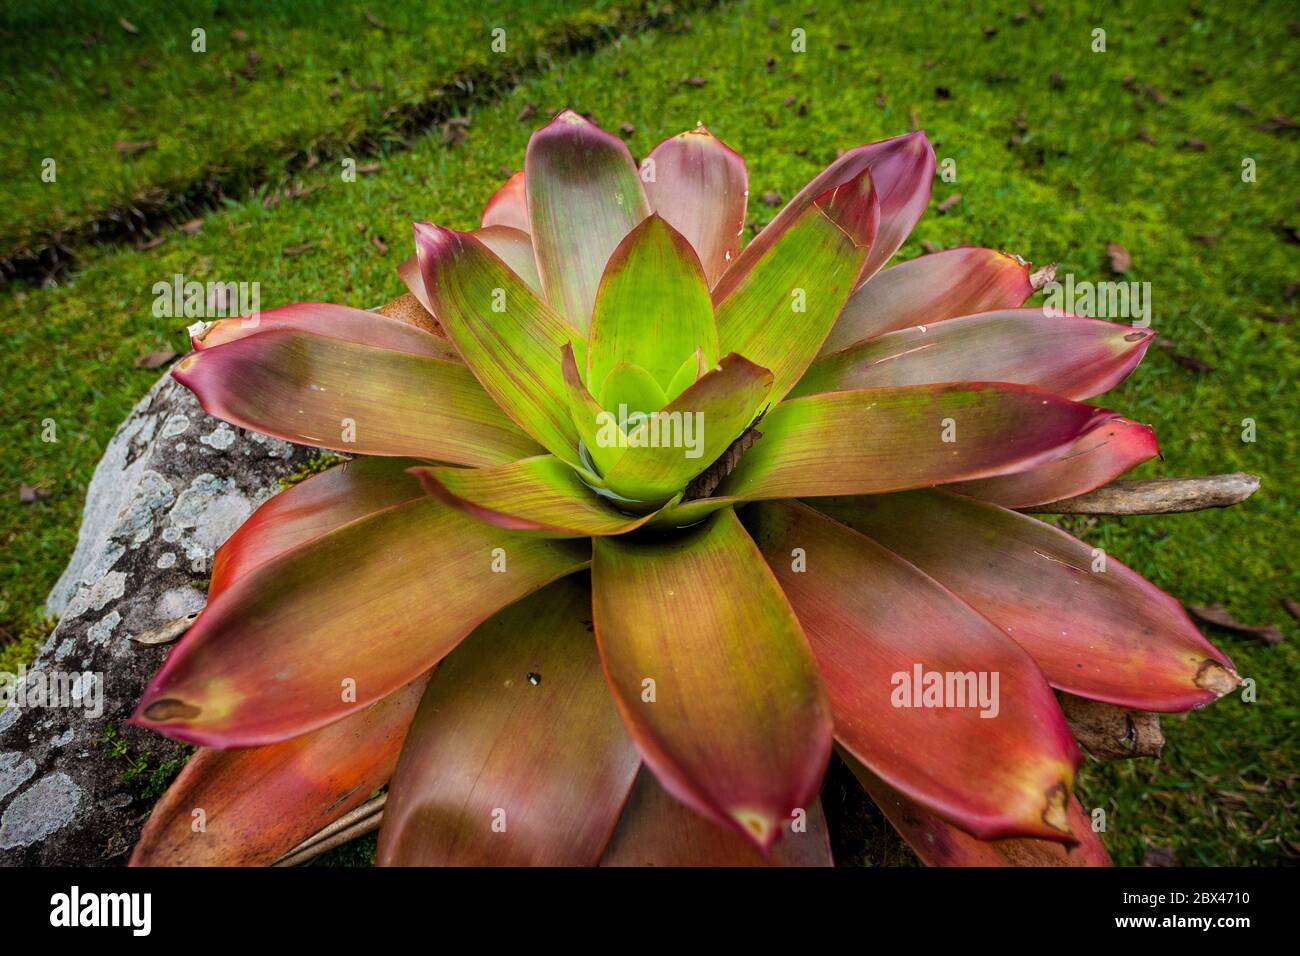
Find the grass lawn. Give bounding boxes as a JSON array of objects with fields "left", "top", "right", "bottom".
[
  {"left": 1, "top": 0, "right": 1296, "bottom": 865},
  {"left": 0, "top": 0, "right": 677, "bottom": 271}
]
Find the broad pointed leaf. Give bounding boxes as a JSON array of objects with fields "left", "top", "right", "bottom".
[
  {"left": 714, "top": 168, "right": 877, "bottom": 404},
  {"left": 795, "top": 312, "right": 1156, "bottom": 401},
  {"left": 415, "top": 223, "right": 581, "bottom": 464},
  {"left": 130, "top": 676, "right": 428, "bottom": 866},
  {"left": 600, "top": 353, "right": 772, "bottom": 503},
  {"left": 172, "top": 330, "right": 542, "bottom": 466},
  {"left": 749, "top": 501, "right": 1079, "bottom": 842},
  {"left": 714, "top": 130, "right": 933, "bottom": 300},
  {"left": 815, "top": 490, "right": 1238, "bottom": 710},
  {"left": 473, "top": 225, "right": 541, "bottom": 292},
  {"left": 820, "top": 247, "right": 1035, "bottom": 355},
  {"left": 712, "top": 384, "right": 1115, "bottom": 504},
  {"left": 951, "top": 416, "right": 1158, "bottom": 507},
  {"left": 407, "top": 227, "right": 549, "bottom": 311},
  {"left": 397, "top": 254, "right": 435, "bottom": 315},
  {"left": 525, "top": 110, "right": 649, "bottom": 329},
  {"left": 480, "top": 169, "right": 529, "bottom": 232},
  {"left": 210, "top": 457, "right": 426, "bottom": 599},
  {"left": 132, "top": 497, "right": 590, "bottom": 746},
  {"left": 600, "top": 769, "right": 833, "bottom": 867},
  {"left": 842, "top": 751, "right": 1111, "bottom": 866},
  {"left": 599, "top": 362, "right": 667, "bottom": 416},
  {"left": 194, "top": 301, "right": 458, "bottom": 361},
  {"left": 591, "top": 507, "right": 832, "bottom": 851},
  {"left": 587, "top": 214, "right": 718, "bottom": 395},
  {"left": 561, "top": 342, "right": 625, "bottom": 476},
  {"left": 410, "top": 455, "right": 663, "bottom": 537},
  {"left": 376, "top": 577, "right": 639, "bottom": 866},
  {"left": 642, "top": 126, "right": 747, "bottom": 286}
]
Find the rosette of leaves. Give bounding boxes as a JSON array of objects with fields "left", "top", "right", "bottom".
[{"left": 130, "top": 112, "right": 1235, "bottom": 867}]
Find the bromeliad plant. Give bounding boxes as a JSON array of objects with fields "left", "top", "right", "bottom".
[{"left": 130, "top": 110, "right": 1239, "bottom": 867}]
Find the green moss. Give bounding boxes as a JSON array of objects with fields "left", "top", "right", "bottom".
[
  {"left": 100, "top": 724, "right": 195, "bottom": 801},
  {"left": 0, "top": 615, "right": 55, "bottom": 674},
  {"left": 279, "top": 452, "right": 348, "bottom": 490},
  {"left": 1, "top": 0, "right": 1296, "bottom": 865}
]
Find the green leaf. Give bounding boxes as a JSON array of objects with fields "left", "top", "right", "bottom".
[
  {"left": 664, "top": 348, "right": 706, "bottom": 402},
  {"left": 599, "top": 362, "right": 667, "bottom": 417},
  {"left": 173, "top": 330, "right": 541, "bottom": 467},
  {"left": 600, "top": 353, "right": 772, "bottom": 503},
  {"left": 133, "top": 497, "right": 590, "bottom": 747},
  {"left": 415, "top": 223, "right": 582, "bottom": 465},
  {"left": 525, "top": 110, "right": 649, "bottom": 329},
  {"left": 560, "top": 342, "right": 625, "bottom": 477},
  {"left": 714, "top": 168, "right": 876, "bottom": 404},
  {"left": 376, "top": 578, "right": 640, "bottom": 866},
  {"left": 411, "top": 455, "right": 670, "bottom": 537},
  {"left": 592, "top": 508, "right": 832, "bottom": 851},
  {"left": 587, "top": 214, "right": 718, "bottom": 395}
]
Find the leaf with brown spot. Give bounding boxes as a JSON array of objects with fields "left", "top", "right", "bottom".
[{"left": 282, "top": 242, "right": 316, "bottom": 257}]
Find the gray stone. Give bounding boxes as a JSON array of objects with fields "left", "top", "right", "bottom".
[{"left": 0, "top": 371, "right": 312, "bottom": 865}]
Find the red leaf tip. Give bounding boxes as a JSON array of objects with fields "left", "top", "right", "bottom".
[
  {"left": 732, "top": 808, "right": 781, "bottom": 853},
  {"left": 1042, "top": 782, "right": 1073, "bottom": 839},
  {"left": 552, "top": 107, "right": 589, "bottom": 126},
  {"left": 170, "top": 352, "right": 201, "bottom": 387},
  {"left": 812, "top": 166, "right": 878, "bottom": 246}
]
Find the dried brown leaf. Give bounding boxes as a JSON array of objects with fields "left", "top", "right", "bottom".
[{"left": 1187, "top": 603, "right": 1285, "bottom": 645}]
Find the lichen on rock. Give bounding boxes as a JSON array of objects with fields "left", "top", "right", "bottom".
[{"left": 0, "top": 371, "right": 313, "bottom": 865}]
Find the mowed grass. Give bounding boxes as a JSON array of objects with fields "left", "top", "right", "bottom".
[
  {"left": 0, "top": 0, "right": 666, "bottom": 267},
  {"left": 1, "top": 0, "right": 1296, "bottom": 865}
]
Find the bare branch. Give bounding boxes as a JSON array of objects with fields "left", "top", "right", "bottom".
[
  {"left": 1030, "top": 473, "right": 1260, "bottom": 515},
  {"left": 273, "top": 795, "right": 386, "bottom": 867}
]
